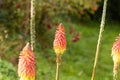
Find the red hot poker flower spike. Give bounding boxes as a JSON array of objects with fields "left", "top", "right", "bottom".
[
  {"left": 112, "top": 34, "right": 120, "bottom": 79},
  {"left": 53, "top": 23, "right": 66, "bottom": 55},
  {"left": 18, "top": 43, "right": 36, "bottom": 80},
  {"left": 112, "top": 34, "right": 120, "bottom": 63}
]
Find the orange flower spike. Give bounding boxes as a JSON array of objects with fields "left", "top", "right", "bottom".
[
  {"left": 112, "top": 35, "right": 120, "bottom": 63},
  {"left": 18, "top": 43, "right": 36, "bottom": 80},
  {"left": 112, "top": 34, "right": 120, "bottom": 78},
  {"left": 53, "top": 23, "right": 66, "bottom": 55}
]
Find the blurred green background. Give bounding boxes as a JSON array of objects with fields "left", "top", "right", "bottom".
[{"left": 0, "top": 0, "right": 120, "bottom": 80}]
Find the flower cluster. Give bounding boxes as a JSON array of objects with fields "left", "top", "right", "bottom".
[
  {"left": 112, "top": 34, "right": 120, "bottom": 78},
  {"left": 112, "top": 35, "right": 120, "bottom": 64},
  {"left": 18, "top": 43, "right": 36, "bottom": 80},
  {"left": 53, "top": 23, "right": 66, "bottom": 55}
]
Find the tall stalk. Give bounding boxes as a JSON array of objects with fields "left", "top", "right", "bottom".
[
  {"left": 56, "top": 55, "right": 61, "bottom": 80},
  {"left": 91, "top": 0, "right": 108, "bottom": 80},
  {"left": 30, "top": 0, "right": 35, "bottom": 51}
]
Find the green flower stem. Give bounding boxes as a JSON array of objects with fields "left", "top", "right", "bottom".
[{"left": 56, "top": 55, "right": 62, "bottom": 80}]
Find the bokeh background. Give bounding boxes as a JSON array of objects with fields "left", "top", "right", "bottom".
[{"left": 0, "top": 0, "right": 120, "bottom": 80}]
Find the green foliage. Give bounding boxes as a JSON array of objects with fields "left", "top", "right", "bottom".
[
  {"left": 0, "top": 59, "right": 18, "bottom": 80},
  {"left": 1, "top": 0, "right": 120, "bottom": 50},
  {"left": 0, "top": 0, "right": 29, "bottom": 33},
  {"left": 36, "top": 0, "right": 101, "bottom": 22},
  {"left": 0, "top": 0, "right": 101, "bottom": 48},
  {"left": 0, "top": 1, "right": 30, "bottom": 57}
]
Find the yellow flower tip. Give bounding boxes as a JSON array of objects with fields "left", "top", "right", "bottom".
[
  {"left": 18, "top": 42, "right": 36, "bottom": 80},
  {"left": 20, "top": 75, "right": 35, "bottom": 80},
  {"left": 112, "top": 34, "right": 120, "bottom": 64},
  {"left": 53, "top": 23, "right": 66, "bottom": 55}
]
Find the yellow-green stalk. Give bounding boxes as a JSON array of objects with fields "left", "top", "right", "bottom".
[{"left": 91, "top": 0, "right": 108, "bottom": 80}]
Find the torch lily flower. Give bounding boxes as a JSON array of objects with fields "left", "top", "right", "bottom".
[
  {"left": 53, "top": 23, "right": 67, "bottom": 80},
  {"left": 53, "top": 23, "right": 66, "bottom": 55},
  {"left": 112, "top": 35, "right": 120, "bottom": 64},
  {"left": 18, "top": 43, "right": 36, "bottom": 80},
  {"left": 112, "top": 34, "right": 120, "bottom": 78}
]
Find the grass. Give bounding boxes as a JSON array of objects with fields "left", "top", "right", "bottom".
[{"left": 0, "top": 18, "right": 120, "bottom": 80}]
